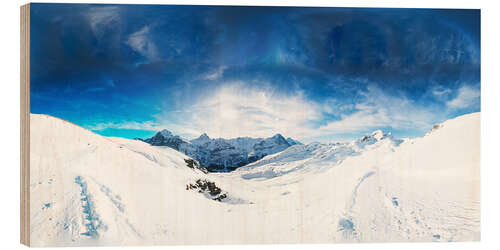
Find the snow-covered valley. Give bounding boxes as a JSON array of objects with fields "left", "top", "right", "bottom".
[{"left": 29, "top": 112, "right": 480, "bottom": 246}]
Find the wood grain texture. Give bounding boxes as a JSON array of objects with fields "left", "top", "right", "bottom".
[{"left": 20, "top": 3, "right": 30, "bottom": 247}]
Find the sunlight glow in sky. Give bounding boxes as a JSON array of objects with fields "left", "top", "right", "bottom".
[{"left": 30, "top": 4, "right": 480, "bottom": 142}]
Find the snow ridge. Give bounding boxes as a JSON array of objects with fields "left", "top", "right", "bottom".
[{"left": 236, "top": 129, "right": 402, "bottom": 180}]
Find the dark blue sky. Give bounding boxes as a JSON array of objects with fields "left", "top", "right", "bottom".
[{"left": 30, "top": 4, "right": 480, "bottom": 142}]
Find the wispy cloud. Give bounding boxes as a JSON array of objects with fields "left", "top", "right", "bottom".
[
  {"left": 86, "top": 87, "right": 106, "bottom": 93},
  {"left": 85, "top": 79, "right": 116, "bottom": 92},
  {"left": 86, "top": 82, "right": 479, "bottom": 142},
  {"left": 159, "top": 82, "right": 321, "bottom": 139},
  {"left": 447, "top": 85, "right": 480, "bottom": 109},
  {"left": 87, "top": 120, "right": 160, "bottom": 131},
  {"left": 87, "top": 6, "right": 120, "bottom": 40},
  {"left": 431, "top": 85, "right": 452, "bottom": 99},
  {"left": 319, "top": 85, "right": 436, "bottom": 134},
  {"left": 126, "top": 25, "right": 159, "bottom": 61},
  {"left": 107, "top": 79, "right": 116, "bottom": 88},
  {"left": 202, "top": 66, "right": 227, "bottom": 81},
  {"left": 157, "top": 82, "right": 445, "bottom": 141}
]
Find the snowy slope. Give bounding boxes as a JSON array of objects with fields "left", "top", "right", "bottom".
[
  {"left": 228, "top": 112, "right": 480, "bottom": 242},
  {"left": 30, "top": 115, "right": 228, "bottom": 246},
  {"left": 30, "top": 112, "right": 480, "bottom": 246},
  {"left": 235, "top": 130, "right": 401, "bottom": 181}
]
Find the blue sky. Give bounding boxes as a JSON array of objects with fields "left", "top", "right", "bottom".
[{"left": 30, "top": 4, "right": 480, "bottom": 142}]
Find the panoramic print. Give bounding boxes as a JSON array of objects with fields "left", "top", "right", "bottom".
[{"left": 28, "top": 4, "right": 480, "bottom": 246}]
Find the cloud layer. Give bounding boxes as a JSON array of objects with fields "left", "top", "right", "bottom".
[
  {"left": 142, "top": 82, "right": 478, "bottom": 142},
  {"left": 157, "top": 82, "right": 320, "bottom": 139},
  {"left": 447, "top": 85, "right": 481, "bottom": 109}
]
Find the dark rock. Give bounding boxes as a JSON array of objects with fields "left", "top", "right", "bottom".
[{"left": 186, "top": 179, "right": 227, "bottom": 202}]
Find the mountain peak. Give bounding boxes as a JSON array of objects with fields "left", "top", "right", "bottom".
[
  {"left": 271, "top": 133, "right": 285, "bottom": 140},
  {"left": 191, "top": 133, "right": 211, "bottom": 145},
  {"left": 159, "top": 129, "right": 173, "bottom": 137},
  {"left": 199, "top": 133, "right": 210, "bottom": 140},
  {"left": 371, "top": 130, "right": 384, "bottom": 140},
  {"left": 358, "top": 130, "right": 386, "bottom": 144}
]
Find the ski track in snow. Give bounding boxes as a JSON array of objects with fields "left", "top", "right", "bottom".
[
  {"left": 74, "top": 176, "right": 105, "bottom": 238},
  {"left": 93, "top": 179, "right": 144, "bottom": 239},
  {"left": 350, "top": 171, "right": 376, "bottom": 210}
]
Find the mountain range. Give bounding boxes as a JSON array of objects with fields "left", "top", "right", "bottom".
[{"left": 141, "top": 130, "right": 301, "bottom": 172}]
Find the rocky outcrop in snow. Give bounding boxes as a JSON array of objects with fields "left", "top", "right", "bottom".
[{"left": 144, "top": 129, "right": 193, "bottom": 152}]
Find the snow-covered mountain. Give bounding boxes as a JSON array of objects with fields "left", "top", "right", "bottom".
[
  {"left": 286, "top": 137, "right": 302, "bottom": 145},
  {"left": 236, "top": 130, "right": 402, "bottom": 180},
  {"left": 30, "top": 112, "right": 480, "bottom": 246},
  {"left": 248, "top": 134, "right": 291, "bottom": 161},
  {"left": 143, "top": 130, "right": 299, "bottom": 172},
  {"left": 144, "top": 129, "right": 187, "bottom": 150}
]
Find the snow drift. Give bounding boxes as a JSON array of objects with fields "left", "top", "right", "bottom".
[{"left": 29, "top": 112, "right": 480, "bottom": 246}]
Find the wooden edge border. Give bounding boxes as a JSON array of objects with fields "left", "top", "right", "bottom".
[{"left": 21, "top": 3, "right": 30, "bottom": 247}]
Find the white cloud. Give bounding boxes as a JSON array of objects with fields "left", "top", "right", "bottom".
[
  {"left": 202, "top": 66, "right": 227, "bottom": 81},
  {"left": 431, "top": 86, "right": 452, "bottom": 98},
  {"left": 85, "top": 80, "right": 116, "bottom": 92},
  {"left": 88, "top": 83, "right": 478, "bottom": 142},
  {"left": 87, "top": 120, "right": 160, "bottom": 131},
  {"left": 87, "top": 7, "right": 120, "bottom": 39},
  {"left": 126, "top": 26, "right": 159, "bottom": 61},
  {"left": 157, "top": 83, "right": 441, "bottom": 141},
  {"left": 160, "top": 82, "right": 321, "bottom": 140},
  {"left": 447, "top": 85, "right": 480, "bottom": 109},
  {"left": 84, "top": 81, "right": 478, "bottom": 142},
  {"left": 319, "top": 85, "right": 435, "bottom": 134}
]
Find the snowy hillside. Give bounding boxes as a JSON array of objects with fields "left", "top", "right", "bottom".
[
  {"left": 30, "top": 113, "right": 480, "bottom": 246},
  {"left": 235, "top": 130, "right": 402, "bottom": 181},
  {"left": 143, "top": 129, "right": 298, "bottom": 172}
]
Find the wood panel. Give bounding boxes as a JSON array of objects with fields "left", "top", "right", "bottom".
[{"left": 20, "top": 3, "right": 30, "bottom": 247}]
